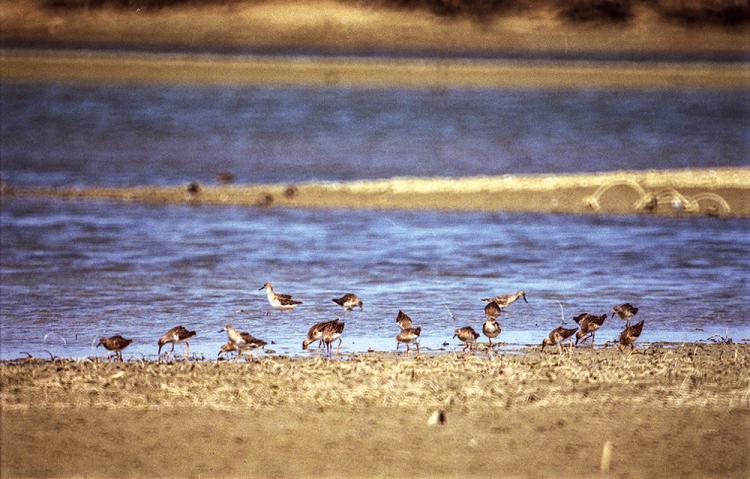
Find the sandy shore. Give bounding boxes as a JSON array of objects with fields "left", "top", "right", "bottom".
[
  {"left": 4, "top": 167, "right": 749, "bottom": 217},
  {"left": 1, "top": 344, "right": 749, "bottom": 477}
]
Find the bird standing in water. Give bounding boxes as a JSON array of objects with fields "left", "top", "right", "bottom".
[{"left": 96, "top": 335, "right": 132, "bottom": 362}]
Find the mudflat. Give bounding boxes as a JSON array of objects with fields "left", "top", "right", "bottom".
[{"left": 2, "top": 344, "right": 749, "bottom": 477}]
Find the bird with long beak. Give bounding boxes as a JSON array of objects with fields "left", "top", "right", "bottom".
[
  {"left": 573, "top": 313, "right": 607, "bottom": 346},
  {"left": 221, "top": 324, "right": 267, "bottom": 360},
  {"left": 396, "top": 310, "right": 413, "bottom": 330},
  {"left": 618, "top": 320, "right": 645, "bottom": 351},
  {"left": 96, "top": 335, "right": 132, "bottom": 362},
  {"left": 259, "top": 282, "right": 302, "bottom": 311},
  {"left": 612, "top": 303, "right": 639, "bottom": 326},
  {"left": 541, "top": 326, "right": 578, "bottom": 354},
  {"left": 157, "top": 326, "right": 196, "bottom": 359},
  {"left": 454, "top": 326, "right": 480, "bottom": 352},
  {"left": 218, "top": 341, "right": 239, "bottom": 359},
  {"left": 481, "top": 290, "right": 528, "bottom": 308},
  {"left": 332, "top": 293, "right": 363, "bottom": 311}
]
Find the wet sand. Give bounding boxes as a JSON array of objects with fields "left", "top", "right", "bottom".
[
  {"left": 4, "top": 167, "right": 749, "bottom": 217},
  {"left": 1, "top": 344, "right": 749, "bottom": 477}
]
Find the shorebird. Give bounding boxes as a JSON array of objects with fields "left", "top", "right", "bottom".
[
  {"left": 221, "top": 324, "right": 267, "bottom": 359},
  {"left": 96, "top": 335, "right": 132, "bottom": 362},
  {"left": 482, "top": 317, "right": 501, "bottom": 347},
  {"left": 396, "top": 310, "right": 413, "bottom": 330},
  {"left": 573, "top": 313, "right": 607, "bottom": 345},
  {"left": 484, "top": 301, "right": 503, "bottom": 319},
  {"left": 218, "top": 341, "right": 239, "bottom": 359},
  {"left": 541, "top": 326, "right": 578, "bottom": 353},
  {"left": 481, "top": 290, "right": 528, "bottom": 308},
  {"left": 612, "top": 303, "right": 639, "bottom": 326},
  {"left": 157, "top": 325, "right": 196, "bottom": 358},
  {"left": 303, "top": 319, "right": 345, "bottom": 356},
  {"left": 618, "top": 320, "right": 645, "bottom": 351},
  {"left": 321, "top": 320, "right": 345, "bottom": 356},
  {"left": 332, "top": 293, "right": 363, "bottom": 311},
  {"left": 454, "top": 326, "right": 480, "bottom": 352},
  {"left": 396, "top": 326, "right": 422, "bottom": 355},
  {"left": 259, "top": 282, "right": 302, "bottom": 311}
]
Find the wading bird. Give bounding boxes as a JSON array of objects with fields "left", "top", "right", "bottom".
[
  {"left": 259, "top": 282, "right": 302, "bottom": 311},
  {"left": 454, "top": 326, "right": 480, "bottom": 352},
  {"left": 482, "top": 316, "right": 501, "bottom": 347},
  {"left": 481, "top": 290, "right": 528, "bottom": 308},
  {"left": 221, "top": 324, "right": 267, "bottom": 360},
  {"left": 396, "top": 310, "right": 413, "bottom": 330},
  {"left": 157, "top": 325, "right": 196, "bottom": 359},
  {"left": 612, "top": 303, "right": 639, "bottom": 326},
  {"left": 541, "top": 326, "right": 578, "bottom": 353},
  {"left": 96, "top": 335, "right": 132, "bottom": 362},
  {"left": 573, "top": 313, "right": 607, "bottom": 346},
  {"left": 618, "top": 320, "right": 645, "bottom": 351},
  {"left": 332, "top": 293, "right": 363, "bottom": 311},
  {"left": 396, "top": 326, "right": 422, "bottom": 355}
]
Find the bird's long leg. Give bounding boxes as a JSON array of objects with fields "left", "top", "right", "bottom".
[
  {"left": 591, "top": 332, "right": 596, "bottom": 347},
  {"left": 396, "top": 342, "right": 400, "bottom": 353},
  {"left": 406, "top": 343, "right": 410, "bottom": 355},
  {"left": 415, "top": 342, "right": 420, "bottom": 357},
  {"left": 488, "top": 338, "right": 493, "bottom": 348},
  {"left": 558, "top": 343, "right": 563, "bottom": 355},
  {"left": 119, "top": 351, "right": 124, "bottom": 362},
  {"left": 336, "top": 338, "right": 342, "bottom": 355}
]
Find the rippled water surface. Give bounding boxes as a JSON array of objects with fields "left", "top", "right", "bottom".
[
  {"left": 1, "top": 80, "right": 749, "bottom": 359},
  {"left": 1, "top": 82, "right": 748, "bottom": 186},
  {"left": 1, "top": 197, "right": 748, "bottom": 359}
]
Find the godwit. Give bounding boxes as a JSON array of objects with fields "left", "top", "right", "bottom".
[
  {"left": 453, "top": 326, "right": 480, "bottom": 352},
  {"left": 481, "top": 290, "right": 528, "bottom": 308},
  {"left": 541, "top": 326, "right": 578, "bottom": 353},
  {"left": 396, "top": 310, "right": 413, "bottom": 330},
  {"left": 96, "top": 335, "right": 132, "bottom": 362},
  {"left": 612, "top": 303, "right": 639, "bottom": 326},
  {"left": 157, "top": 326, "right": 196, "bottom": 359},
  {"left": 396, "top": 326, "right": 422, "bottom": 355},
  {"left": 484, "top": 301, "right": 503, "bottom": 319},
  {"left": 259, "top": 282, "right": 302, "bottom": 311},
  {"left": 302, "top": 319, "right": 341, "bottom": 350},
  {"left": 482, "top": 317, "right": 501, "bottom": 347},
  {"left": 332, "top": 293, "right": 363, "bottom": 311},
  {"left": 573, "top": 313, "right": 607, "bottom": 345},
  {"left": 618, "top": 320, "right": 645, "bottom": 351},
  {"left": 221, "top": 324, "right": 267, "bottom": 359}
]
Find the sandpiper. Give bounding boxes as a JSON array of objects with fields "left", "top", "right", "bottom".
[
  {"left": 453, "top": 326, "right": 480, "bottom": 352},
  {"left": 218, "top": 341, "right": 238, "bottom": 358},
  {"left": 612, "top": 303, "right": 639, "bottom": 326},
  {"left": 573, "top": 313, "right": 607, "bottom": 345},
  {"left": 96, "top": 335, "right": 132, "bottom": 362},
  {"left": 157, "top": 325, "right": 196, "bottom": 358},
  {"left": 259, "top": 282, "right": 302, "bottom": 311},
  {"left": 618, "top": 320, "right": 645, "bottom": 351},
  {"left": 396, "top": 326, "right": 422, "bottom": 355},
  {"left": 303, "top": 320, "right": 334, "bottom": 351},
  {"left": 481, "top": 290, "right": 528, "bottom": 308},
  {"left": 484, "top": 301, "right": 503, "bottom": 319},
  {"left": 541, "top": 326, "right": 578, "bottom": 353},
  {"left": 320, "top": 320, "right": 346, "bottom": 356},
  {"left": 482, "top": 317, "right": 501, "bottom": 347},
  {"left": 332, "top": 293, "right": 363, "bottom": 311},
  {"left": 221, "top": 324, "right": 267, "bottom": 359}
]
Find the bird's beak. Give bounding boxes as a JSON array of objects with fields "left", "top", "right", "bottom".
[
  {"left": 452, "top": 334, "right": 457, "bottom": 339},
  {"left": 611, "top": 312, "right": 616, "bottom": 318},
  {"left": 258, "top": 286, "right": 265, "bottom": 290},
  {"left": 217, "top": 329, "right": 225, "bottom": 333},
  {"left": 523, "top": 296, "right": 528, "bottom": 303}
]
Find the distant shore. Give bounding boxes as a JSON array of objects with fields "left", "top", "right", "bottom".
[
  {"left": 1, "top": 344, "right": 748, "bottom": 477},
  {"left": 4, "top": 167, "right": 749, "bottom": 217}
]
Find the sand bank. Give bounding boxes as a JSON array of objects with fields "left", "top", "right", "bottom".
[
  {"left": 2, "top": 47, "right": 749, "bottom": 89},
  {"left": 1, "top": 344, "right": 749, "bottom": 477},
  {"left": 4, "top": 167, "right": 749, "bottom": 217}
]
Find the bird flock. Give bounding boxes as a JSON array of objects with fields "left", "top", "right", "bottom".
[{"left": 95, "top": 283, "right": 645, "bottom": 361}]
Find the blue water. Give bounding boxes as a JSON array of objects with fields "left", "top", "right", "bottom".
[
  {"left": 1, "top": 197, "right": 748, "bottom": 360},
  {"left": 1, "top": 79, "right": 749, "bottom": 360},
  {"left": 1, "top": 82, "right": 748, "bottom": 186}
]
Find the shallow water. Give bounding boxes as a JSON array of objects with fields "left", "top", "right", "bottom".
[
  {"left": 1, "top": 82, "right": 748, "bottom": 186},
  {"left": 1, "top": 197, "right": 748, "bottom": 359}
]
